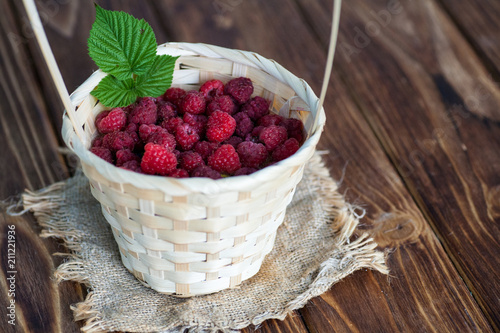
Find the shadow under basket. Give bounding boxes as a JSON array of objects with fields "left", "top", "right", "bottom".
[{"left": 62, "top": 42, "right": 326, "bottom": 297}]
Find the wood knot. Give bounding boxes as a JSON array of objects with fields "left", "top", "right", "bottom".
[{"left": 372, "top": 213, "right": 422, "bottom": 247}]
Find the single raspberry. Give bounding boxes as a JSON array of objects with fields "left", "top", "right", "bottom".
[
  {"left": 179, "top": 151, "right": 204, "bottom": 173},
  {"left": 199, "top": 79, "right": 224, "bottom": 101},
  {"left": 180, "top": 91, "right": 206, "bottom": 115},
  {"left": 125, "top": 122, "right": 138, "bottom": 133},
  {"left": 91, "top": 136, "right": 103, "bottom": 148},
  {"left": 116, "top": 149, "right": 139, "bottom": 166},
  {"left": 194, "top": 141, "right": 219, "bottom": 161},
  {"left": 183, "top": 113, "right": 208, "bottom": 136},
  {"left": 224, "top": 77, "right": 253, "bottom": 104},
  {"left": 206, "top": 110, "right": 236, "bottom": 143},
  {"left": 139, "top": 124, "right": 163, "bottom": 142},
  {"left": 237, "top": 141, "right": 267, "bottom": 168},
  {"left": 258, "top": 114, "right": 285, "bottom": 127},
  {"left": 208, "top": 144, "right": 241, "bottom": 174},
  {"left": 120, "top": 160, "right": 143, "bottom": 173},
  {"left": 163, "top": 87, "right": 186, "bottom": 107},
  {"left": 233, "top": 111, "right": 254, "bottom": 138},
  {"left": 272, "top": 138, "right": 300, "bottom": 162},
  {"left": 176, "top": 123, "right": 200, "bottom": 151},
  {"left": 128, "top": 97, "right": 158, "bottom": 125},
  {"left": 234, "top": 167, "right": 258, "bottom": 176},
  {"left": 191, "top": 165, "right": 221, "bottom": 179},
  {"left": 283, "top": 118, "right": 304, "bottom": 143},
  {"left": 95, "top": 108, "right": 127, "bottom": 134},
  {"left": 162, "top": 117, "right": 184, "bottom": 135},
  {"left": 167, "top": 168, "right": 189, "bottom": 178},
  {"left": 259, "top": 125, "right": 288, "bottom": 151},
  {"left": 224, "top": 136, "right": 243, "bottom": 149},
  {"left": 157, "top": 100, "right": 177, "bottom": 121},
  {"left": 103, "top": 131, "right": 135, "bottom": 151},
  {"left": 206, "top": 95, "right": 238, "bottom": 116},
  {"left": 149, "top": 130, "right": 176, "bottom": 152},
  {"left": 141, "top": 143, "right": 177, "bottom": 175},
  {"left": 90, "top": 147, "right": 113, "bottom": 164},
  {"left": 242, "top": 96, "right": 269, "bottom": 121}
]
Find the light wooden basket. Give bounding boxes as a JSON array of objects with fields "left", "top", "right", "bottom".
[{"left": 61, "top": 42, "right": 326, "bottom": 296}]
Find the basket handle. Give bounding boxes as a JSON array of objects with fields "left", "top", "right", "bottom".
[
  {"left": 315, "top": 0, "right": 342, "bottom": 130},
  {"left": 22, "top": 0, "right": 86, "bottom": 143}
]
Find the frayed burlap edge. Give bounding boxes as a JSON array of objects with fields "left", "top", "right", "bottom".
[{"left": 22, "top": 152, "right": 388, "bottom": 333}]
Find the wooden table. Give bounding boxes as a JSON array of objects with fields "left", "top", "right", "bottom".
[{"left": 1, "top": 0, "right": 499, "bottom": 332}]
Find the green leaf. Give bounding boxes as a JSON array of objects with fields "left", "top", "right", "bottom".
[
  {"left": 136, "top": 55, "right": 179, "bottom": 97},
  {"left": 88, "top": 4, "right": 157, "bottom": 80},
  {"left": 91, "top": 75, "right": 138, "bottom": 107}
]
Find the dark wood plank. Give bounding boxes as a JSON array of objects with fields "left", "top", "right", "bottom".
[
  {"left": 151, "top": 0, "right": 492, "bottom": 332},
  {"left": 295, "top": 0, "right": 500, "bottom": 330},
  {"left": 0, "top": 0, "right": 83, "bottom": 332},
  {"left": 437, "top": 0, "right": 500, "bottom": 78}
]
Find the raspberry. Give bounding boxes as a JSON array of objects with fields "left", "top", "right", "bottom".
[
  {"left": 157, "top": 100, "right": 177, "bottom": 121},
  {"left": 125, "top": 122, "right": 138, "bottom": 133},
  {"left": 191, "top": 165, "right": 221, "bottom": 179},
  {"left": 272, "top": 138, "right": 300, "bottom": 162},
  {"left": 120, "top": 160, "right": 142, "bottom": 173},
  {"left": 234, "top": 167, "right": 258, "bottom": 176},
  {"left": 162, "top": 117, "right": 184, "bottom": 135},
  {"left": 259, "top": 125, "right": 288, "bottom": 151},
  {"left": 179, "top": 151, "right": 204, "bottom": 172},
  {"left": 206, "top": 111, "right": 236, "bottom": 143},
  {"left": 172, "top": 149, "right": 181, "bottom": 159},
  {"left": 183, "top": 113, "right": 208, "bottom": 136},
  {"left": 224, "top": 77, "right": 253, "bottom": 104},
  {"left": 103, "top": 131, "right": 135, "bottom": 151},
  {"left": 206, "top": 95, "right": 238, "bottom": 116},
  {"left": 233, "top": 111, "right": 254, "bottom": 138},
  {"left": 149, "top": 130, "right": 176, "bottom": 152},
  {"left": 90, "top": 147, "right": 113, "bottom": 164},
  {"left": 139, "top": 124, "right": 163, "bottom": 142},
  {"left": 163, "top": 87, "right": 186, "bottom": 107},
  {"left": 91, "top": 136, "right": 103, "bottom": 148},
  {"left": 224, "top": 136, "right": 243, "bottom": 149},
  {"left": 96, "top": 108, "right": 127, "bottom": 134},
  {"left": 167, "top": 168, "right": 189, "bottom": 178},
  {"left": 283, "top": 118, "right": 304, "bottom": 143},
  {"left": 245, "top": 125, "right": 264, "bottom": 143},
  {"left": 208, "top": 144, "right": 241, "bottom": 174},
  {"left": 176, "top": 123, "right": 200, "bottom": 151},
  {"left": 194, "top": 141, "right": 219, "bottom": 161},
  {"left": 180, "top": 91, "right": 206, "bottom": 115},
  {"left": 199, "top": 79, "right": 224, "bottom": 101},
  {"left": 128, "top": 97, "right": 158, "bottom": 125},
  {"left": 242, "top": 96, "right": 269, "bottom": 121},
  {"left": 237, "top": 141, "right": 267, "bottom": 168},
  {"left": 116, "top": 149, "right": 139, "bottom": 166},
  {"left": 141, "top": 143, "right": 177, "bottom": 175},
  {"left": 258, "top": 114, "right": 285, "bottom": 127}
]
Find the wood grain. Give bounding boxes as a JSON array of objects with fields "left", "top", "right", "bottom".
[
  {"left": 150, "top": 0, "right": 492, "bottom": 332},
  {"left": 0, "top": 0, "right": 83, "bottom": 331},
  {"left": 1, "top": 0, "right": 497, "bottom": 332},
  {"left": 437, "top": 0, "right": 500, "bottom": 77},
  {"left": 295, "top": 0, "right": 500, "bottom": 329}
]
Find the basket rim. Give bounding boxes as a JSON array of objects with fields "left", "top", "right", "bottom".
[{"left": 62, "top": 42, "right": 326, "bottom": 195}]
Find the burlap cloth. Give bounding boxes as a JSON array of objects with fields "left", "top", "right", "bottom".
[{"left": 23, "top": 152, "right": 387, "bottom": 332}]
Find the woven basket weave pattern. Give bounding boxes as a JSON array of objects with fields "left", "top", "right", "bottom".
[{"left": 63, "top": 43, "right": 325, "bottom": 296}]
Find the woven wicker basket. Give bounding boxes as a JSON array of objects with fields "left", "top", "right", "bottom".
[{"left": 62, "top": 42, "right": 326, "bottom": 296}]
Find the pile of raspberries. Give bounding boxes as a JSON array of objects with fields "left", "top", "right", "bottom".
[{"left": 90, "top": 77, "right": 304, "bottom": 179}]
